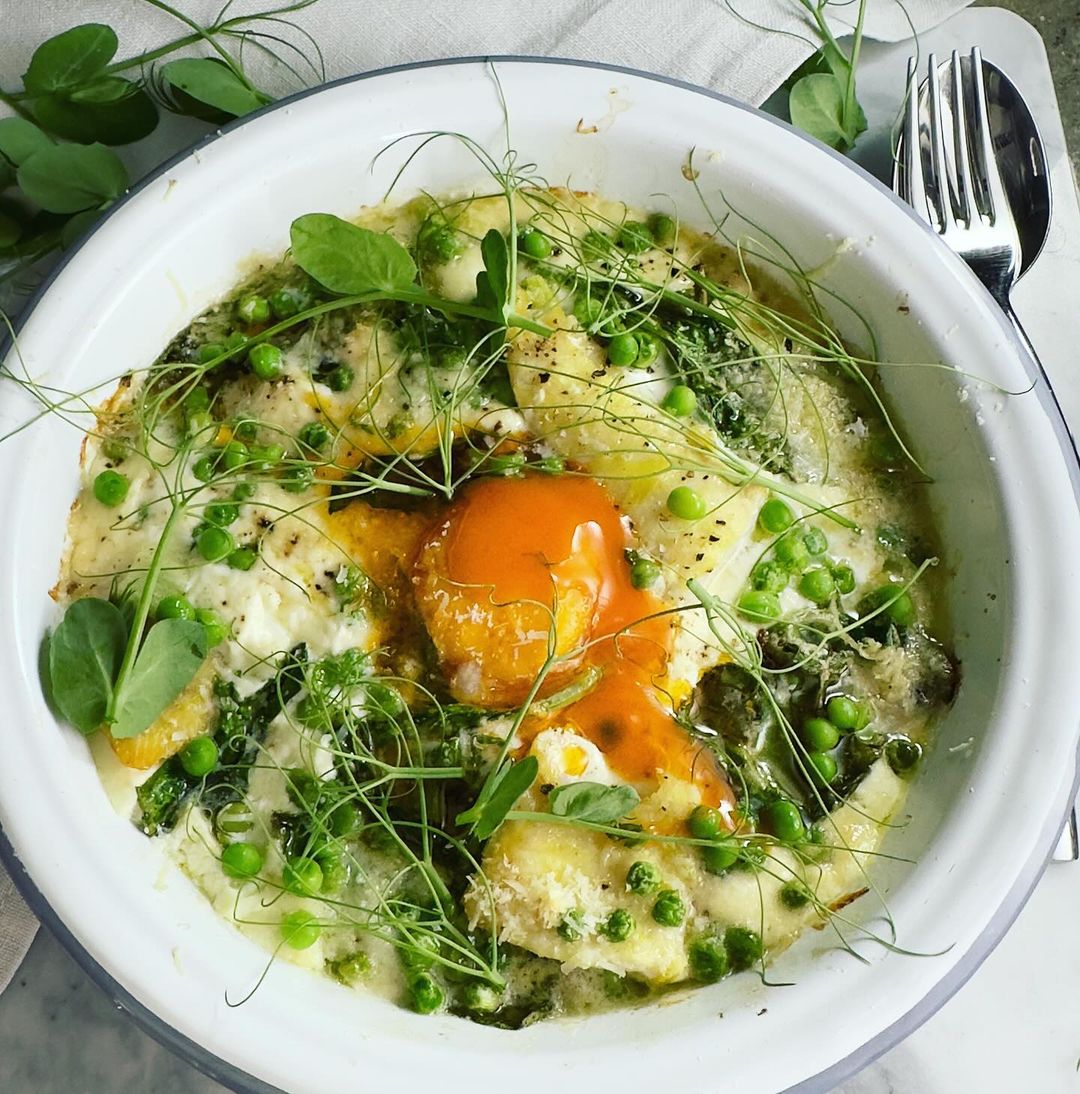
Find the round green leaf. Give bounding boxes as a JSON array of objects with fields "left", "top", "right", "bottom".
[
  {"left": 0, "top": 117, "right": 53, "bottom": 167},
  {"left": 33, "top": 80, "right": 159, "bottom": 146},
  {"left": 788, "top": 73, "right": 866, "bottom": 152},
  {"left": 17, "top": 142, "right": 128, "bottom": 213},
  {"left": 290, "top": 213, "right": 417, "bottom": 295},
  {"left": 160, "top": 58, "right": 269, "bottom": 120},
  {"left": 23, "top": 23, "right": 118, "bottom": 95},
  {"left": 61, "top": 208, "right": 102, "bottom": 249},
  {"left": 46, "top": 597, "right": 126, "bottom": 734}
]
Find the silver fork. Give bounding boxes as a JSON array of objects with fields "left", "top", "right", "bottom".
[
  {"left": 896, "top": 50, "right": 1077, "bottom": 861},
  {"left": 896, "top": 48, "right": 1039, "bottom": 364}
]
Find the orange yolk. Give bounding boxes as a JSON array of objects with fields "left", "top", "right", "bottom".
[{"left": 411, "top": 473, "right": 733, "bottom": 809}]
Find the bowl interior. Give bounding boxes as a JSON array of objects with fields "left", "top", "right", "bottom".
[{"left": 1, "top": 60, "right": 1078, "bottom": 1094}]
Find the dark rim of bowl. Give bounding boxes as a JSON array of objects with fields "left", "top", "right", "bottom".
[{"left": 1, "top": 53, "right": 1078, "bottom": 1094}]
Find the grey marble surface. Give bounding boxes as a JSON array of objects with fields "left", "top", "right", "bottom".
[{"left": 2, "top": 5, "right": 1078, "bottom": 1094}]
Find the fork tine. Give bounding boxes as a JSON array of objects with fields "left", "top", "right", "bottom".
[
  {"left": 926, "top": 52, "right": 955, "bottom": 234},
  {"left": 949, "top": 50, "right": 979, "bottom": 225},
  {"left": 968, "top": 46, "right": 1009, "bottom": 225},
  {"left": 901, "top": 57, "right": 928, "bottom": 217}
]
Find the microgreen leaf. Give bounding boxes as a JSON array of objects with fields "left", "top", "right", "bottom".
[
  {"left": 159, "top": 58, "right": 269, "bottom": 120},
  {"left": 474, "top": 227, "right": 509, "bottom": 315},
  {"left": 461, "top": 756, "right": 539, "bottom": 840},
  {"left": 46, "top": 596, "right": 126, "bottom": 734},
  {"left": 22, "top": 24, "right": 118, "bottom": 96},
  {"left": 109, "top": 618, "right": 208, "bottom": 739},
  {"left": 16, "top": 142, "right": 127, "bottom": 213},
  {"left": 60, "top": 208, "right": 103, "bottom": 249},
  {"left": 0, "top": 118, "right": 53, "bottom": 167},
  {"left": 548, "top": 781, "right": 640, "bottom": 825},
  {"left": 788, "top": 73, "right": 866, "bottom": 152},
  {"left": 290, "top": 213, "right": 418, "bottom": 295},
  {"left": 33, "top": 79, "right": 158, "bottom": 145}
]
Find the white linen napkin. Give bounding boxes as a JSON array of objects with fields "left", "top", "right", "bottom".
[{"left": 0, "top": 0, "right": 971, "bottom": 994}]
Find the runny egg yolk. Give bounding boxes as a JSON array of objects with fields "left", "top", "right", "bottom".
[{"left": 411, "top": 472, "right": 733, "bottom": 810}]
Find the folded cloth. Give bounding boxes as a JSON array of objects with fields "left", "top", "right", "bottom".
[{"left": 0, "top": 0, "right": 971, "bottom": 995}]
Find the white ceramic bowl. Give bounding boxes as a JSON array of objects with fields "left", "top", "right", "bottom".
[{"left": 2, "top": 58, "right": 1079, "bottom": 1094}]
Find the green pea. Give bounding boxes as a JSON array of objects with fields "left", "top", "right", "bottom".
[
  {"left": 863, "top": 583, "right": 916, "bottom": 627},
  {"left": 195, "top": 607, "right": 228, "bottom": 647},
  {"left": 236, "top": 294, "right": 270, "bottom": 325},
  {"left": 758, "top": 497, "right": 794, "bottom": 534},
  {"left": 647, "top": 212, "right": 676, "bottom": 247},
  {"left": 221, "top": 440, "right": 249, "bottom": 470},
  {"left": 226, "top": 546, "right": 257, "bottom": 571},
  {"left": 93, "top": 470, "right": 129, "bottom": 507},
  {"left": 232, "top": 481, "right": 256, "bottom": 501},
  {"left": 803, "top": 717, "right": 840, "bottom": 752},
  {"left": 625, "top": 860, "right": 661, "bottom": 895},
  {"left": 779, "top": 880, "right": 812, "bottom": 909},
  {"left": 750, "top": 560, "right": 789, "bottom": 594},
  {"left": 247, "top": 443, "right": 284, "bottom": 470},
  {"left": 831, "top": 562, "right": 856, "bottom": 594},
  {"left": 634, "top": 332, "right": 660, "bottom": 364},
  {"left": 688, "top": 935, "right": 729, "bottom": 982},
  {"left": 607, "top": 332, "right": 639, "bottom": 367},
  {"left": 519, "top": 228, "right": 552, "bottom": 259},
  {"left": 774, "top": 530, "right": 810, "bottom": 572},
  {"left": 661, "top": 384, "right": 697, "bottom": 417},
  {"left": 419, "top": 222, "right": 461, "bottom": 263},
  {"left": 196, "top": 525, "right": 234, "bottom": 562},
  {"left": 761, "top": 799, "right": 805, "bottom": 843},
  {"left": 885, "top": 736, "right": 922, "bottom": 774},
  {"left": 724, "top": 926, "right": 764, "bottom": 971},
  {"left": 281, "top": 910, "right": 321, "bottom": 950},
  {"left": 629, "top": 557, "right": 661, "bottom": 590},
  {"left": 802, "top": 526, "right": 828, "bottom": 556},
  {"left": 215, "top": 801, "right": 253, "bottom": 839},
  {"left": 156, "top": 595, "right": 194, "bottom": 621},
  {"left": 282, "top": 464, "right": 315, "bottom": 494},
  {"left": 808, "top": 750, "right": 839, "bottom": 783},
  {"left": 799, "top": 566, "right": 836, "bottom": 606},
  {"left": 192, "top": 456, "right": 216, "bottom": 482},
  {"left": 324, "top": 364, "right": 354, "bottom": 392},
  {"left": 330, "top": 952, "right": 372, "bottom": 986},
  {"left": 557, "top": 910, "right": 585, "bottom": 942},
  {"left": 283, "top": 856, "right": 324, "bottom": 898},
  {"left": 195, "top": 342, "right": 225, "bottom": 365},
  {"left": 315, "top": 848, "right": 350, "bottom": 894},
  {"left": 248, "top": 343, "right": 283, "bottom": 382},
  {"left": 178, "top": 736, "right": 218, "bottom": 777},
  {"left": 269, "top": 287, "right": 308, "bottom": 320},
  {"left": 687, "top": 805, "right": 726, "bottom": 841},
  {"left": 329, "top": 801, "right": 361, "bottom": 839},
  {"left": 221, "top": 841, "right": 263, "bottom": 880},
  {"left": 186, "top": 410, "right": 214, "bottom": 437},
  {"left": 461, "top": 982, "right": 501, "bottom": 1014},
  {"left": 600, "top": 909, "right": 635, "bottom": 943},
  {"left": 667, "top": 485, "right": 707, "bottom": 520},
  {"left": 701, "top": 840, "right": 739, "bottom": 876},
  {"left": 408, "top": 972, "right": 444, "bottom": 1014},
  {"left": 223, "top": 331, "right": 248, "bottom": 357},
  {"left": 581, "top": 229, "right": 612, "bottom": 261},
  {"left": 826, "top": 695, "right": 868, "bottom": 731},
  {"left": 651, "top": 889, "right": 686, "bottom": 927},
  {"left": 233, "top": 419, "right": 258, "bottom": 443},
  {"left": 618, "top": 221, "right": 653, "bottom": 253},
  {"left": 205, "top": 501, "right": 239, "bottom": 527},
  {"left": 737, "top": 590, "right": 781, "bottom": 623},
  {"left": 573, "top": 291, "right": 604, "bottom": 330},
  {"left": 299, "top": 421, "right": 331, "bottom": 450}
]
